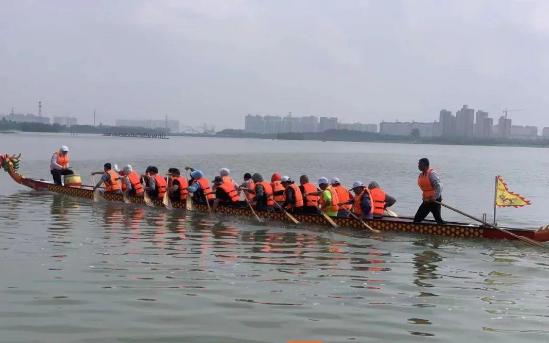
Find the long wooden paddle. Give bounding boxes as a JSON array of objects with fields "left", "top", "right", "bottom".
[
  {"left": 245, "top": 198, "right": 263, "bottom": 223},
  {"left": 142, "top": 177, "right": 154, "bottom": 207},
  {"left": 348, "top": 211, "right": 381, "bottom": 233},
  {"left": 163, "top": 176, "right": 173, "bottom": 210},
  {"left": 122, "top": 190, "right": 131, "bottom": 204},
  {"left": 314, "top": 187, "right": 339, "bottom": 228},
  {"left": 274, "top": 201, "right": 300, "bottom": 225},
  {"left": 436, "top": 201, "right": 545, "bottom": 248}
]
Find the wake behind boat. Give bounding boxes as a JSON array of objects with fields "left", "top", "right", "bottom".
[{"left": 2, "top": 153, "right": 549, "bottom": 243}]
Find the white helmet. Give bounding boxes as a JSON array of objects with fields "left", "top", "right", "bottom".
[{"left": 60, "top": 145, "right": 69, "bottom": 152}]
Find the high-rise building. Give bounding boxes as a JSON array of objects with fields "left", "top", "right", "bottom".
[
  {"left": 455, "top": 105, "right": 475, "bottom": 137},
  {"left": 542, "top": 127, "right": 549, "bottom": 138},
  {"left": 319, "top": 117, "right": 338, "bottom": 132},
  {"left": 264, "top": 115, "right": 282, "bottom": 134},
  {"left": 299, "top": 116, "right": 319, "bottom": 133},
  {"left": 495, "top": 116, "right": 512, "bottom": 138},
  {"left": 244, "top": 114, "right": 265, "bottom": 134},
  {"left": 281, "top": 115, "right": 300, "bottom": 133},
  {"left": 474, "top": 110, "right": 490, "bottom": 138},
  {"left": 380, "top": 121, "right": 435, "bottom": 137},
  {"left": 510, "top": 125, "right": 538, "bottom": 139},
  {"left": 439, "top": 109, "right": 456, "bottom": 137}
]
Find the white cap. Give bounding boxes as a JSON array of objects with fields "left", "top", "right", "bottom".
[
  {"left": 219, "top": 168, "right": 230, "bottom": 176},
  {"left": 123, "top": 164, "right": 133, "bottom": 172},
  {"left": 113, "top": 164, "right": 120, "bottom": 172},
  {"left": 60, "top": 145, "right": 69, "bottom": 152},
  {"left": 318, "top": 177, "right": 329, "bottom": 185},
  {"left": 281, "top": 175, "right": 291, "bottom": 182},
  {"left": 330, "top": 177, "right": 340, "bottom": 184},
  {"left": 352, "top": 181, "right": 364, "bottom": 189}
]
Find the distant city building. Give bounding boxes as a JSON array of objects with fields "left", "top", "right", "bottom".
[
  {"left": 281, "top": 115, "right": 301, "bottom": 133},
  {"left": 439, "top": 109, "right": 456, "bottom": 137},
  {"left": 264, "top": 115, "right": 282, "bottom": 134},
  {"left": 115, "top": 119, "right": 180, "bottom": 133},
  {"left": 474, "top": 110, "right": 491, "bottom": 138},
  {"left": 318, "top": 117, "right": 338, "bottom": 132},
  {"left": 510, "top": 125, "right": 538, "bottom": 139},
  {"left": 455, "top": 105, "right": 475, "bottom": 137},
  {"left": 495, "top": 116, "right": 512, "bottom": 138},
  {"left": 299, "top": 116, "right": 319, "bottom": 133},
  {"left": 2, "top": 113, "right": 50, "bottom": 125},
  {"left": 53, "top": 116, "right": 78, "bottom": 127},
  {"left": 244, "top": 114, "right": 265, "bottom": 134},
  {"left": 542, "top": 127, "right": 549, "bottom": 138},
  {"left": 380, "top": 121, "right": 435, "bottom": 137},
  {"left": 337, "top": 122, "right": 378, "bottom": 133}
]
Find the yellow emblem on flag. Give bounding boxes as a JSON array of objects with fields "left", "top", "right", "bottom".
[{"left": 495, "top": 175, "right": 531, "bottom": 208}]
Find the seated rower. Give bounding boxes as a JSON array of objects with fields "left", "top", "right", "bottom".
[
  {"left": 167, "top": 168, "right": 189, "bottom": 202},
  {"left": 240, "top": 172, "right": 255, "bottom": 202},
  {"left": 331, "top": 177, "right": 353, "bottom": 217},
  {"left": 212, "top": 176, "right": 240, "bottom": 209},
  {"left": 368, "top": 181, "right": 396, "bottom": 218},
  {"left": 50, "top": 145, "right": 74, "bottom": 185},
  {"left": 242, "top": 173, "right": 274, "bottom": 211},
  {"left": 187, "top": 170, "right": 215, "bottom": 205},
  {"left": 92, "top": 163, "right": 122, "bottom": 194},
  {"left": 271, "top": 172, "right": 286, "bottom": 206},
  {"left": 317, "top": 177, "right": 339, "bottom": 217},
  {"left": 350, "top": 181, "right": 373, "bottom": 220},
  {"left": 145, "top": 166, "right": 167, "bottom": 200},
  {"left": 121, "top": 164, "right": 144, "bottom": 196},
  {"left": 281, "top": 176, "right": 303, "bottom": 214},
  {"left": 299, "top": 175, "right": 320, "bottom": 214}
]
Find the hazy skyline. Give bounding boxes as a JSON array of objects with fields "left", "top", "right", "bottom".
[{"left": 2, "top": 0, "right": 549, "bottom": 129}]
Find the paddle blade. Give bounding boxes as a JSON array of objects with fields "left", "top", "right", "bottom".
[
  {"left": 384, "top": 209, "right": 398, "bottom": 217},
  {"left": 185, "top": 196, "right": 193, "bottom": 211},
  {"left": 93, "top": 189, "right": 102, "bottom": 202},
  {"left": 123, "top": 192, "right": 131, "bottom": 204},
  {"left": 143, "top": 191, "right": 154, "bottom": 207},
  {"left": 322, "top": 212, "right": 339, "bottom": 228},
  {"left": 162, "top": 192, "right": 173, "bottom": 209}
]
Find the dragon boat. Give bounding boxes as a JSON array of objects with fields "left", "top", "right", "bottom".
[{"left": 2, "top": 153, "right": 549, "bottom": 242}]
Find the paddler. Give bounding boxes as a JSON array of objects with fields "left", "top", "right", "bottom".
[
  {"left": 121, "top": 164, "right": 144, "bottom": 196},
  {"left": 212, "top": 176, "right": 240, "bottom": 209},
  {"left": 271, "top": 172, "right": 286, "bottom": 205},
  {"left": 414, "top": 158, "right": 445, "bottom": 224},
  {"left": 144, "top": 166, "right": 167, "bottom": 200},
  {"left": 50, "top": 145, "right": 74, "bottom": 185},
  {"left": 187, "top": 169, "right": 215, "bottom": 205},
  {"left": 350, "top": 181, "right": 373, "bottom": 219},
  {"left": 306, "top": 177, "right": 339, "bottom": 217},
  {"left": 167, "top": 168, "right": 188, "bottom": 201},
  {"left": 242, "top": 173, "right": 273, "bottom": 211},
  {"left": 331, "top": 177, "right": 352, "bottom": 217},
  {"left": 92, "top": 163, "right": 122, "bottom": 194},
  {"left": 368, "top": 181, "right": 396, "bottom": 218},
  {"left": 299, "top": 175, "right": 320, "bottom": 214},
  {"left": 240, "top": 172, "right": 255, "bottom": 202},
  {"left": 281, "top": 176, "right": 303, "bottom": 214}
]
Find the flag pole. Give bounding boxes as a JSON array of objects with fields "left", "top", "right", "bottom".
[{"left": 493, "top": 176, "right": 498, "bottom": 225}]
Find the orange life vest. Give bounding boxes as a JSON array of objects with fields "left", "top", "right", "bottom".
[
  {"left": 121, "top": 171, "right": 144, "bottom": 195},
  {"left": 301, "top": 183, "right": 319, "bottom": 207},
  {"left": 197, "top": 178, "right": 215, "bottom": 200},
  {"left": 257, "top": 181, "right": 274, "bottom": 206},
  {"left": 320, "top": 185, "right": 339, "bottom": 213},
  {"left": 244, "top": 180, "right": 255, "bottom": 201},
  {"left": 271, "top": 180, "right": 286, "bottom": 202},
  {"left": 333, "top": 184, "right": 352, "bottom": 211},
  {"left": 173, "top": 176, "right": 189, "bottom": 200},
  {"left": 153, "top": 174, "right": 167, "bottom": 199},
  {"left": 287, "top": 183, "right": 304, "bottom": 208},
  {"left": 369, "top": 188, "right": 386, "bottom": 216},
  {"left": 105, "top": 169, "right": 121, "bottom": 192},
  {"left": 55, "top": 152, "right": 70, "bottom": 168},
  {"left": 219, "top": 180, "right": 240, "bottom": 202},
  {"left": 353, "top": 188, "right": 373, "bottom": 216},
  {"left": 418, "top": 169, "right": 435, "bottom": 200}
]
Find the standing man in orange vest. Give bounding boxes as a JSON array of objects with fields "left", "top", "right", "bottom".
[
  {"left": 92, "top": 163, "right": 122, "bottom": 194},
  {"left": 368, "top": 181, "right": 396, "bottom": 218},
  {"left": 414, "top": 158, "right": 444, "bottom": 224},
  {"left": 50, "top": 145, "right": 74, "bottom": 185}
]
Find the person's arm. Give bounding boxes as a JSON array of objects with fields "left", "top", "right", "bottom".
[
  {"left": 321, "top": 190, "right": 331, "bottom": 211},
  {"left": 187, "top": 182, "right": 199, "bottom": 193},
  {"left": 429, "top": 171, "right": 442, "bottom": 199},
  {"left": 361, "top": 195, "right": 372, "bottom": 217},
  {"left": 385, "top": 194, "right": 396, "bottom": 208},
  {"left": 283, "top": 188, "right": 294, "bottom": 207},
  {"left": 50, "top": 154, "right": 63, "bottom": 170},
  {"left": 93, "top": 173, "right": 109, "bottom": 191},
  {"left": 149, "top": 177, "right": 156, "bottom": 191},
  {"left": 124, "top": 177, "right": 132, "bottom": 192}
]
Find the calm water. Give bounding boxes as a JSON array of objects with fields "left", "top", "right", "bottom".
[{"left": 0, "top": 132, "right": 548, "bottom": 342}]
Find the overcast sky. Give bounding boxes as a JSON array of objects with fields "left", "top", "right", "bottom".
[{"left": 1, "top": 0, "right": 549, "bottom": 128}]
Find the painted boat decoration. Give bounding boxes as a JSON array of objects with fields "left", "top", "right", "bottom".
[{"left": 2, "top": 153, "right": 549, "bottom": 242}]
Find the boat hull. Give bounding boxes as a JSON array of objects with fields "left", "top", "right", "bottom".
[{"left": 17, "top": 176, "right": 549, "bottom": 242}]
